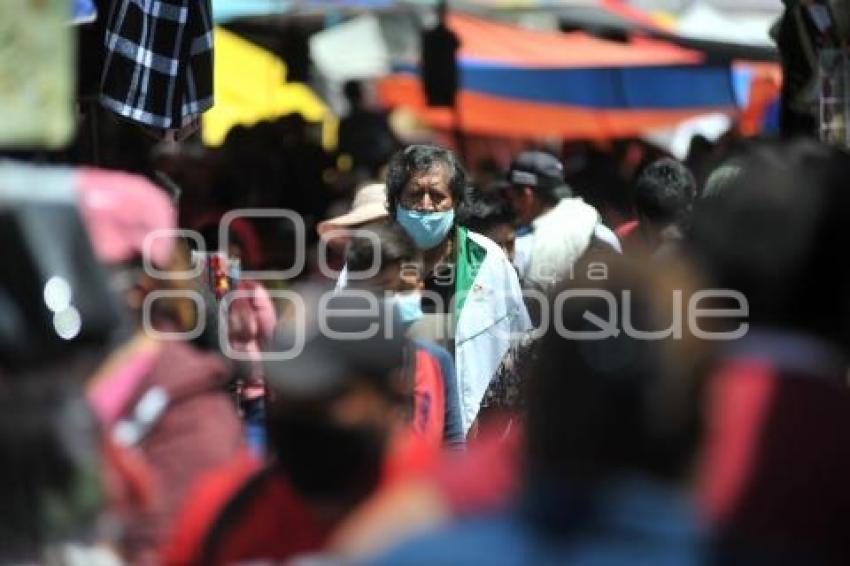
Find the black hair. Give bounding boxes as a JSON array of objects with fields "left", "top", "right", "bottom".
[
  {"left": 690, "top": 139, "right": 850, "bottom": 348},
  {"left": 345, "top": 221, "right": 423, "bottom": 276},
  {"left": 385, "top": 145, "right": 468, "bottom": 216},
  {"left": 524, "top": 255, "right": 702, "bottom": 488},
  {"left": 700, "top": 162, "right": 742, "bottom": 202},
  {"left": 634, "top": 158, "right": 696, "bottom": 227},
  {"left": 462, "top": 183, "right": 516, "bottom": 233}
]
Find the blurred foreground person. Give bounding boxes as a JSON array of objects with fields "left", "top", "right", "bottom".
[
  {"left": 506, "top": 151, "right": 620, "bottom": 293},
  {"left": 385, "top": 145, "right": 530, "bottom": 434},
  {"left": 0, "top": 163, "right": 126, "bottom": 564},
  {"left": 195, "top": 213, "right": 278, "bottom": 453},
  {"left": 368, "top": 256, "right": 707, "bottom": 565},
  {"left": 77, "top": 169, "right": 244, "bottom": 562},
  {"left": 692, "top": 140, "right": 850, "bottom": 565},
  {"left": 163, "top": 298, "right": 435, "bottom": 564},
  {"left": 345, "top": 222, "right": 464, "bottom": 447},
  {"left": 618, "top": 157, "right": 696, "bottom": 256},
  {"left": 0, "top": 376, "right": 122, "bottom": 565}
]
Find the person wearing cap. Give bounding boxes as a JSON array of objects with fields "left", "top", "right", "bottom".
[
  {"left": 162, "top": 297, "right": 435, "bottom": 565},
  {"left": 383, "top": 145, "right": 531, "bottom": 435},
  {"left": 76, "top": 168, "right": 244, "bottom": 562},
  {"left": 505, "top": 151, "right": 621, "bottom": 294}
]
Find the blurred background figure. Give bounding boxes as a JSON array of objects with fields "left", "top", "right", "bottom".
[
  {"left": 368, "top": 255, "right": 707, "bottom": 565},
  {"left": 618, "top": 157, "right": 697, "bottom": 257},
  {"left": 506, "top": 151, "right": 620, "bottom": 295},
  {"left": 163, "top": 296, "right": 432, "bottom": 564},
  {"left": 691, "top": 140, "right": 850, "bottom": 565},
  {"left": 699, "top": 162, "right": 742, "bottom": 203},
  {"left": 463, "top": 182, "right": 517, "bottom": 265},
  {"left": 337, "top": 81, "right": 401, "bottom": 181},
  {"left": 317, "top": 182, "right": 389, "bottom": 277}
]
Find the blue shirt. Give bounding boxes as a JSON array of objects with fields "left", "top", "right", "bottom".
[{"left": 369, "top": 476, "right": 703, "bottom": 566}]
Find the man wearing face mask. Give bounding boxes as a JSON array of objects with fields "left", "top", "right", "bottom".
[
  {"left": 345, "top": 222, "right": 464, "bottom": 448},
  {"left": 163, "top": 297, "right": 434, "bottom": 565},
  {"left": 386, "top": 145, "right": 531, "bottom": 435}
]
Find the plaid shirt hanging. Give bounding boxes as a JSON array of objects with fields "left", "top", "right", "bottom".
[{"left": 100, "top": 0, "right": 214, "bottom": 136}]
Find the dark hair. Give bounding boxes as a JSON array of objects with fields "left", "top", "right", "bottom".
[
  {"left": 700, "top": 162, "right": 742, "bottom": 202},
  {"left": 345, "top": 221, "right": 423, "bottom": 277},
  {"left": 462, "top": 183, "right": 515, "bottom": 233},
  {"left": 385, "top": 145, "right": 468, "bottom": 216},
  {"left": 524, "top": 255, "right": 703, "bottom": 486},
  {"left": 634, "top": 158, "right": 696, "bottom": 227},
  {"left": 690, "top": 139, "right": 850, "bottom": 348}
]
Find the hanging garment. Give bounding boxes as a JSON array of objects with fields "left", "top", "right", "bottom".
[{"left": 100, "top": 0, "right": 214, "bottom": 137}]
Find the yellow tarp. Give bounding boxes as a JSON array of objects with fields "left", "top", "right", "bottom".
[{"left": 203, "top": 27, "right": 336, "bottom": 148}]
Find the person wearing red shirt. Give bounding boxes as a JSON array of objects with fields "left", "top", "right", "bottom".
[
  {"left": 163, "top": 296, "right": 437, "bottom": 565},
  {"left": 344, "top": 222, "right": 464, "bottom": 448}
]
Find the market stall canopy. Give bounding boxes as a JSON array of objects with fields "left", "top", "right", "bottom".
[
  {"left": 378, "top": 13, "right": 737, "bottom": 139},
  {"left": 202, "top": 27, "right": 335, "bottom": 147}
]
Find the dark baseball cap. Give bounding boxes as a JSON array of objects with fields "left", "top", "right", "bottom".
[
  {"left": 508, "top": 151, "right": 567, "bottom": 193},
  {"left": 263, "top": 292, "right": 409, "bottom": 400}
]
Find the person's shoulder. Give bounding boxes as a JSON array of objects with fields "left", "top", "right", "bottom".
[
  {"left": 161, "top": 454, "right": 262, "bottom": 564},
  {"left": 149, "top": 340, "right": 230, "bottom": 394},
  {"left": 465, "top": 229, "right": 499, "bottom": 251},
  {"left": 412, "top": 339, "right": 452, "bottom": 365}
]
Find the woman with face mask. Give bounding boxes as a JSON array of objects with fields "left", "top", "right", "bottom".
[{"left": 385, "top": 145, "right": 531, "bottom": 435}]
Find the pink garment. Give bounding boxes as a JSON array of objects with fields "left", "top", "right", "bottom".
[
  {"left": 75, "top": 167, "right": 177, "bottom": 267},
  {"left": 88, "top": 340, "right": 161, "bottom": 427},
  {"left": 227, "top": 280, "right": 277, "bottom": 399}
]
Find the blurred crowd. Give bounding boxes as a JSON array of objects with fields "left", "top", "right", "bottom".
[{"left": 1, "top": 100, "right": 849, "bottom": 566}]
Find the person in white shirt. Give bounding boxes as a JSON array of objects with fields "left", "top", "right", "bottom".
[{"left": 504, "top": 151, "right": 620, "bottom": 294}]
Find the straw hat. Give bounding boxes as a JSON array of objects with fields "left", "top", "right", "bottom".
[{"left": 317, "top": 183, "right": 388, "bottom": 237}]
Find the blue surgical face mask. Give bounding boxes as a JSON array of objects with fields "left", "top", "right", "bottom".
[
  {"left": 393, "top": 291, "right": 423, "bottom": 325},
  {"left": 395, "top": 206, "right": 455, "bottom": 250}
]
